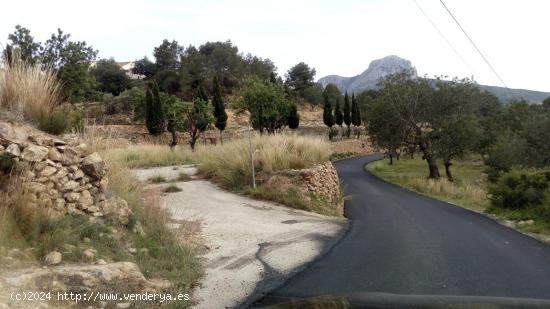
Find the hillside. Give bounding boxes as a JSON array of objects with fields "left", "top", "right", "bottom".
[{"left": 318, "top": 55, "right": 550, "bottom": 104}]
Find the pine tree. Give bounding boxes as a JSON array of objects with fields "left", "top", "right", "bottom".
[
  {"left": 351, "top": 93, "right": 362, "bottom": 138},
  {"left": 343, "top": 92, "right": 351, "bottom": 137},
  {"left": 323, "top": 95, "right": 334, "bottom": 139},
  {"left": 287, "top": 104, "right": 300, "bottom": 129},
  {"left": 212, "top": 76, "right": 228, "bottom": 143},
  {"left": 145, "top": 82, "right": 165, "bottom": 135}
]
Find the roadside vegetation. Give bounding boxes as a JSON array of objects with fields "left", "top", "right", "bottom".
[
  {"left": 362, "top": 71, "right": 550, "bottom": 238},
  {"left": 101, "top": 134, "right": 339, "bottom": 215},
  {"left": 0, "top": 47, "right": 202, "bottom": 306},
  {"left": 367, "top": 156, "right": 488, "bottom": 212}
]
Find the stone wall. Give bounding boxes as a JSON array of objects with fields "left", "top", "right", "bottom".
[
  {"left": 0, "top": 120, "right": 132, "bottom": 226},
  {"left": 259, "top": 161, "right": 343, "bottom": 213}
]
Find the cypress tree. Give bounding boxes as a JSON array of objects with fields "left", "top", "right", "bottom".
[
  {"left": 287, "top": 104, "right": 300, "bottom": 129},
  {"left": 334, "top": 97, "right": 343, "bottom": 127},
  {"left": 343, "top": 92, "right": 351, "bottom": 137},
  {"left": 323, "top": 95, "right": 334, "bottom": 139},
  {"left": 145, "top": 82, "right": 165, "bottom": 135},
  {"left": 145, "top": 87, "right": 153, "bottom": 133},
  {"left": 212, "top": 76, "right": 228, "bottom": 143},
  {"left": 197, "top": 82, "right": 208, "bottom": 102},
  {"left": 351, "top": 93, "right": 362, "bottom": 138}
]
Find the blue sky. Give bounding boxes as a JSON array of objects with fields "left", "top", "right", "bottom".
[{"left": 2, "top": 0, "right": 549, "bottom": 91}]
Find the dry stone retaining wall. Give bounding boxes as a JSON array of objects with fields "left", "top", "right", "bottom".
[
  {"left": 0, "top": 120, "right": 131, "bottom": 225},
  {"left": 260, "top": 161, "right": 343, "bottom": 212}
]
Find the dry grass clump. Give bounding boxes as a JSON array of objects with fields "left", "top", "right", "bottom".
[
  {"left": 195, "top": 133, "right": 330, "bottom": 189},
  {"left": 409, "top": 177, "right": 487, "bottom": 211},
  {"left": 100, "top": 144, "right": 194, "bottom": 168},
  {"left": 0, "top": 54, "right": 61, "bottom": 120}
]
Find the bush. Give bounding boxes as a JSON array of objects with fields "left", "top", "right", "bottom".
[
  {"left": 163, "top": 184, "right": 182, "bottom": 193},
  {"left": 37, "top": 111, "right": 68, "bottom": 135},
  {"left": 36, "top": 108, "right": 84, "bottom": 135},
  {"left": 488, "top": 168, "right": 550, "bottom": 209}
]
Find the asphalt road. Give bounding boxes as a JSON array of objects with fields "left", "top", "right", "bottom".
[{"left": 255, "top": 154, "right": 550, "bottom": 306}]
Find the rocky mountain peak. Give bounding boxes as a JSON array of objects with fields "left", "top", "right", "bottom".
[{"left": 318, "top": 55, "right": 416, "bottom": 93}]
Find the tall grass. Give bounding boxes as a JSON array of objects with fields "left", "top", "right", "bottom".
[
  {"left": 367, "top": 156, "right": 489, "bottom": 212},
  {"left": 0, "top": 54, "right": 61, "bottom": 120},
  {"left": 195, "top": 134, "right": 330, "bottom": 189},
  {"left": 99, "top": 134, "right": 335, "bottom": 214},
  {"left": 101, "top": 144, "right": 194, "bottom": 168}
]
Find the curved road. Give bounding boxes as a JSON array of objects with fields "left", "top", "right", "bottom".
[{"left": 255, "top": 154, "right": 550, "bottom": 306}]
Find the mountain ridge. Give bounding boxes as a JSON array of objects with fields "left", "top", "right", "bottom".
[{"left": 318, "top": 55, "right": 550, "bottom": 104}]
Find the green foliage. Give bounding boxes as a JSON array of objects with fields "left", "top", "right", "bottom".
[
  {"left": 236, "top": 76, "right": 293, "bottom": 134},
  {"left": 104, "top": 86, "right": 145, "bottom": 116},
  {"left": 485, "top": 105, "right": 550, "bottom": 176},
  {"left": 488, "top": 168, "right": 550, "bottom": 210},
  {"left": 132, "top": 56, "right": 157, "bottom": 78},
  {"left": 6, "top": 25, "right": 41, "bottom": 64},
  {"left": 244, "top": 54, "right": 276, "bottom": 81},
  {"left": 343, "top": 92, "right": 351, "bottom": 127},
  {"left": 40, "top": 28, "right": 98, "bottom": 102},
  {"left": 163, "top": 184, "right": 182, "bottom": 193},
  {"left": 287, "top": 104, "right": 300, "bottom": 129},
  {"left": 334, "top": 98, "right": 343, "bottom": 127},
  {"left": 0, "top": 153, "right": 16, "bottom": 175},
  {"left": 322, "top": 93, "right": 334, "bottom": 129},
  {"left": 36, "top": 108, "right": 83, "bottom": 135},
  {"left": 91, "top": 58, "right": 130, "bottom": 95},
  {"left": 145, "top": 82, "right": 166, "bottom": 135},
  {"left": 302, "top": 83, "right": 324, "bottom": 109},
  {"left": 149, "top": 175, "right": 167, "bottom": 183},
  {"left": 366, "top": 72, "right": 484, "bottom": 178},
  {"left": 322, "top": 83, "right": 342, "bottom": 106},
  {"left": 212, "top": 76, "right": 228, "bottom": 134},
  {"left": 543, "top": 96, "right": 550, "bottom": 110},
  {"left": 285, "top": 62, "right": 316, "bottom": 95},
  {"left": 351, "top": 93, "right": 361, "bottom": 126},
  {"left": 186, "top": 98, "right": 213, "bottom": 149}
]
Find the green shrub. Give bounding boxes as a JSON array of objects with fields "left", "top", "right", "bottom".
[
  {"left": 0, "top": 153, "right": 16, "bottom": 175},
  {"left": 149, "top": 175, "right": 167, "bottom": 183},
  {"left": 488, "top": 167, "right": 550, "bottom": 209},
  {"left": 36, "top": 108, "right": 84, "bottom": 135},
  {"left": 163, "top": 184, "right": 182, "bottom": 193},
  {"left": 37, "top": 111, "right": 68, "bottom": 135}
]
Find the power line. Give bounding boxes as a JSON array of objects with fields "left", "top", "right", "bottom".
[
  {"left": 439, "top": 0, "right": 509, "bottom": 89},
  {"left": 412, "top": 0, "right": 475, "bottom": 75}
]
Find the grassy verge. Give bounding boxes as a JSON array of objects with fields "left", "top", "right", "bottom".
[
  {"left": 244, "top": 186, "right": 342, "bottom": 216},
  {"left": 367, "top": 155, "right": 489, "bottom": 212},
  {"left": 0, "top": 163, "right": 202, "bottom": 305},
  {"left": 366, "top": 155, "right": 550, "bottom": 237},
  {"left": 101, "top": 134, "right": 341, "bottom": 216}
]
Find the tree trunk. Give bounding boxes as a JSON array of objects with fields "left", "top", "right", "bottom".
[
  {"left": 389, "top": 151, "right": 393, "bottom": 165},
  {"left": 426, "top": 155, "right": 440, "bottom": 178},
  {"left": 219, "top": 130, "right": 223, "bottom": 145},
  {"left": 444, "top": 160, "right": 454, "bottom": 182},
  {"left": 418, "top": 135, "right": 440, "bottom": 179},
  {"left": 396, "top": 149, "right": 400, "bottom": 161},
  {"left": 169, "top": 130, "right": 177, "bottom": 149}
]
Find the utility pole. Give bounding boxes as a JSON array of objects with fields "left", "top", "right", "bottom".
[{"left": 247, "top": 126, "right": 256, "bottom": 188}]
